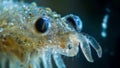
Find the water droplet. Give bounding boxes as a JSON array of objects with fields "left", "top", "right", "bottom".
[
  {"left": 9, "top": 22, "right": 14, "bottom": 25},
  {"left": 0, "top": 28, "right": 3, "bottom": 32}
]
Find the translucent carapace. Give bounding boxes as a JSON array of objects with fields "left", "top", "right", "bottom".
[{"left": 0, "top": 0, "right": 102, "bottom": 68}]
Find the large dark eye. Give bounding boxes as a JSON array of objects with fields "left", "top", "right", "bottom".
[
  {"left": 34, "top": 17, "right": 50, "bottom": 33},
  {"left": 66, "top": 14, "right": 83, "bottom": 32}
]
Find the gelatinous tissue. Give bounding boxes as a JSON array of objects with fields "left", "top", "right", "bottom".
[{"left": 0, "top": 0, "right": 102, "bottom": 68}]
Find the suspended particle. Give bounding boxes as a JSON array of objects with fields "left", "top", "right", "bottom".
[
  {"left": 101, "top": 31, "right": 107, "bottom": 38},
  {"left": 101, "top": 7, "right": 111, "bottom": 38}
]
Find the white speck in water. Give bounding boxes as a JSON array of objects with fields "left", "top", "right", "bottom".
[
  {"left": 101, "top": 14, "right": 109, "bottom": 38},
  {"left": 101, "top": 31, "right": 107, "bottom": 38}
]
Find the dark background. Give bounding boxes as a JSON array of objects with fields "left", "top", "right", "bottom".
[{"left": 24, "top": 0, "right": 120, "bottom": 68}]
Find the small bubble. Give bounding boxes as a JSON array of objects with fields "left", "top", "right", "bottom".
[
  {"left": 0, "top": 28, "right": 3, "bottom": 32},
  {"left": 9, "top": 22, "right": 14, "bottom": 25},
  {"left": 31, "top": 2, "right": 37, "bottom": 7}
]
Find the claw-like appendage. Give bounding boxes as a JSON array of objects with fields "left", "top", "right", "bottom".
[
  {"left": 86, "top": 35, "right": 102, "bottom": 58},
  {"left": 78, "top": 33, "right": 102, "bottom": 62}
]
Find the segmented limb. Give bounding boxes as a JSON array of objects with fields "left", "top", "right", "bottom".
[
  {"left": 29, "top": 57, "right": 41, "bottom": 68},
  {"left": 53, "top": 53, "right": 66, "bottom": 68},
  {"left": 41, "top": 49, "right": 53, "bottom": 68}
]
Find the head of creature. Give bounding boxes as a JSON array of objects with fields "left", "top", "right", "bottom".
[{"left": 0, "top": 1, "right": 102, "bottom": 68}]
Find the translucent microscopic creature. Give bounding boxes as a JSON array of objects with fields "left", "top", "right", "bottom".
[{"left": 0, "top": 0, "right": 102, "bottom": 68}]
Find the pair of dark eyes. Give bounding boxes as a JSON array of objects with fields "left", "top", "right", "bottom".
[{"left": 34, "top": 15, "right": 82, "bottom": 33}]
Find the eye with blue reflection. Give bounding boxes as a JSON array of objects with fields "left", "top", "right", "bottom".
[
  {"left": 34, "top": 17, "right": 51, "bottom": 33},
  {"left": 65, "top": 14, "right": 83, "bottom": 32}
]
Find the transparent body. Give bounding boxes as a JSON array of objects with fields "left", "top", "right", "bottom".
[{"left": 0, "top": 0, "right": 102, "bottom": 68}]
